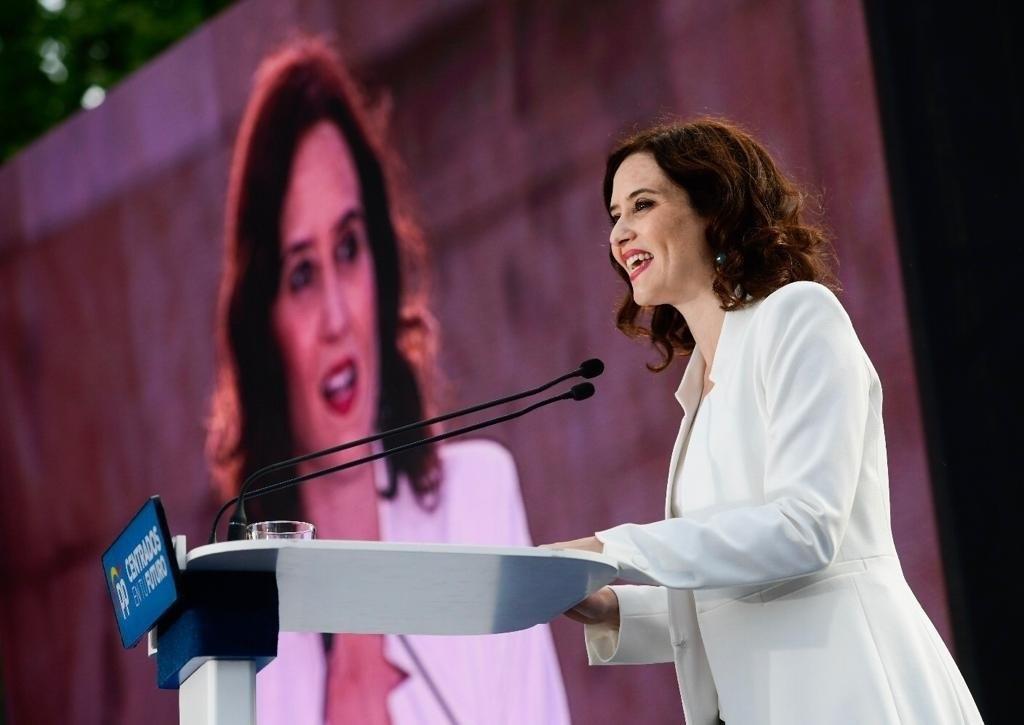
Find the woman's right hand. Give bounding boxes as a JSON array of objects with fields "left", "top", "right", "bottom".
[{"left": 564, "top": 586, "right": 620, "bottom": 627}]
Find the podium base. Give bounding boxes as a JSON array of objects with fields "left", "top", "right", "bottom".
[{"left": 180, "top": 660, "right": 256, "bottom": 725}]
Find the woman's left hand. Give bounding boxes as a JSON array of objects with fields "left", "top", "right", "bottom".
[{"left": 541, "top": 536, "right": 604, "bottom": 553}]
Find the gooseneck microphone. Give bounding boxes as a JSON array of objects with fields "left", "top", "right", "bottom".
[
  {"left": 236, "top": 381, "right": 594, "bottom": 508},
  {"left": 211, "top": 381, "right": 595, "bottom": 542},
  {"left": 210, "top": 360, "right": 602, "bottom": 542}
]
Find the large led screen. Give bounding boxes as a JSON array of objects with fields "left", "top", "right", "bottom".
[{"left": 0, "top": 1, "right": 949, "bottom": 723}]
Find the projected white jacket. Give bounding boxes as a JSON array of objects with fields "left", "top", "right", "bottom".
[{"left": 256, "top": 440, "right": 570, "bottom": 725}]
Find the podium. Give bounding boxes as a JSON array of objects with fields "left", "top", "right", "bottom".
[{"left": 154, "top": 539, "right": 618, "bottom": 725}]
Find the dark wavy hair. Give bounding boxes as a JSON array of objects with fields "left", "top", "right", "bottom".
[
  {"left": 207, "top": 37, "right": 440, "bottom": 519},
  {"left": 605, "top": 118, "right": 839, "bottom": 371}
]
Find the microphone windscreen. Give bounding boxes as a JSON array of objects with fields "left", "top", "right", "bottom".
[
  {"left": 579, "top": 358, "right": 605, "bottom": 379},
  {"left": 570, "top": 382, "right": 596, "bottom": 401}
]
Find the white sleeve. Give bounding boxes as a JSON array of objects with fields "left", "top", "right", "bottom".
[
  {"left": 585, "top": 585, "right": 675, "bottom": 664},
  {"left": 439, "top": 439, "right": 535, "bottom": 546},
  {"left": 598, "top": 283, "right": 872, "bottom": 589}
]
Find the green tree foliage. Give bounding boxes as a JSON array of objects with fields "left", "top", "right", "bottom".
[{"left": 0, "top": 0, "right": 235, "bottom": 163}]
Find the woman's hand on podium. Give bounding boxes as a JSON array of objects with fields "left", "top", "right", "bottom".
[
  {"left": 564, "top": 586, "right": 620, "bottom": 627},
  {"left": 539, "top": 536, "right": 618, "bottom": 627},
  {"left": 541, "top": 535, "right": 604, "bottom": 554}
]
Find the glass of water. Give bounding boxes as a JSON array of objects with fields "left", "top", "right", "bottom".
[{"left": 246, "top": 520, "right": 316, "bottom": 540}]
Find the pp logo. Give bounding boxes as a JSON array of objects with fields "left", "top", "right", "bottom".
[{"left": 110, "top": 566, "right": 130, "bottom": 619}]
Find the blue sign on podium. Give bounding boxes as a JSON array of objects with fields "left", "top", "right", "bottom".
[{"left": 102, "top": 496, "right": 181, "bottom": 648}]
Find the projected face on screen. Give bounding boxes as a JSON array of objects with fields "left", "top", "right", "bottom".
[
  {"left": 206, "top": 39, "right": 440, "bottom": 513},
  {"left": 272, "top": 121, "right": 380, "bottom": 471}
]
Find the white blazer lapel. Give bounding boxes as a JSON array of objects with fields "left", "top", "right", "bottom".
[{"left": 664, "top": 348, "right": 707, "bottom": 518}]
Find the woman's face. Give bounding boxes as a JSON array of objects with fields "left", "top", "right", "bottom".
[
  {"left": 272, "top": 121, "right": 380, "bottom": 468},
  {"left": 608, "top": 152, "right": 713, "bottom": 308}
]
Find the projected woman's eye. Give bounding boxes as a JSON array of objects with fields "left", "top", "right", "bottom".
[
  {"left": 286, "top": 258, "right": 315, "bottom": 293},
  {"left": 335, "top": 229, "right": 359, "bottom": 264}
]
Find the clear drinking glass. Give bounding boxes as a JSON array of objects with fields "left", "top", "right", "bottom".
[{"left": 246, "top": 520, "right": 316, "bottom": 540}]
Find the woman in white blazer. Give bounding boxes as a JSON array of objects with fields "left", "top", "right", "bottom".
[{"left": 549, "top": 119, "right": 982, "bottom": 724}]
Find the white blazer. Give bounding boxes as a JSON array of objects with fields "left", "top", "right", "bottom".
[{"left": 586, "top": 282, "right": 982, "bottom": 724}]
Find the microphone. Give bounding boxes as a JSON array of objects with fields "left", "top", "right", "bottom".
[
  {"left": 578, "top": 358, "right": 604, "bottom": 379},
  {"left": 232, "top": 382, "right": 594, "bottom": 517},
  {"left": 212, "top": 361, "right": 603, "bottom": 542},
  {"left": 210, "top": 382, "right": 596, "bottom": 542},
  {"left": 568, "top": 382, "right": 596, "bottom": 400}
]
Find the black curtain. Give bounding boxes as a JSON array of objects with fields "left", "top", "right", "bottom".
[{"left": 864, "top": 1, "right": 1022, "bottom": 721}]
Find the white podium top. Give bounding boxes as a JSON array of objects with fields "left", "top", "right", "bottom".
[{"left": 187, "top": 540, "right": 618, "bottom": 636}]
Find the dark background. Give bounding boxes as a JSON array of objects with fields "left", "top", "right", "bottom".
[{"left": 865, "top": 1, "right": 1022, "bottom": 721}]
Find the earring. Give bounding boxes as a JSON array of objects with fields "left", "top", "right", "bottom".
[{"left": 714, "top": 252, "right": 727, "bottom": 266}]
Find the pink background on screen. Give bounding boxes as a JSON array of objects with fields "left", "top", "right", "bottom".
[{"left": 0, "top": 1, "right": 944, "bottom": 723}]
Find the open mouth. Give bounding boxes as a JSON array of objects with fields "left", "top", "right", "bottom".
[
  {"left": 625, "top": 251, "right": 653, "bottom": 280},
  {"left": 321, "top": 358, "right": 358, "bottom": 416}
]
